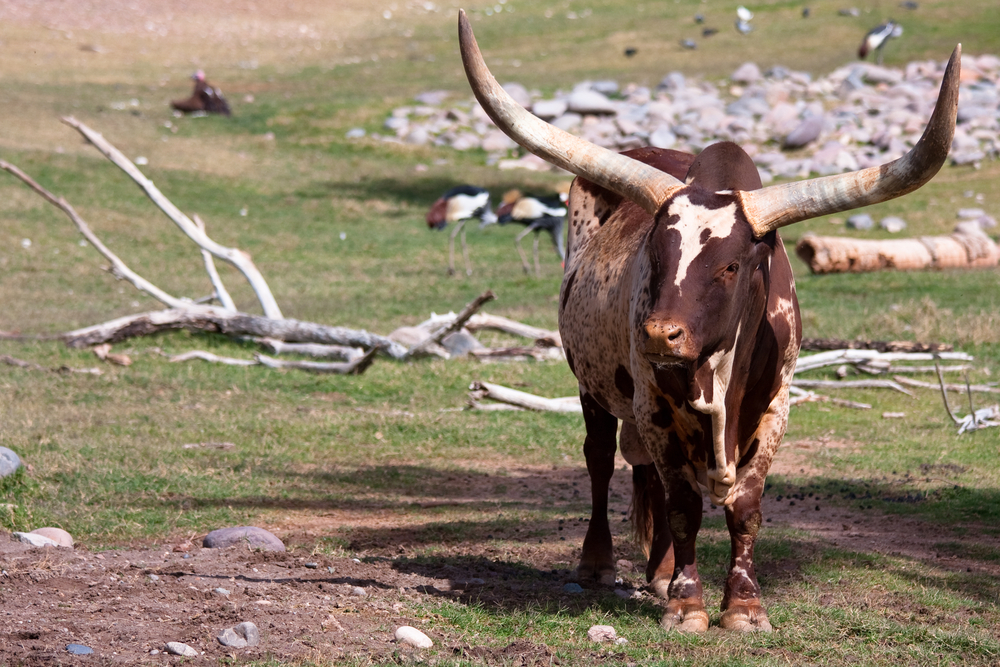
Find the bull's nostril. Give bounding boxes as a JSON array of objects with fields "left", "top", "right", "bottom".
[{"left": 667, "top": 328, "right": 684, "bottom": 341}]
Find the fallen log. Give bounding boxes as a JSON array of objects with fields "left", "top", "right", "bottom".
[
  {"left": 59, "top": 307, "right": 409, "bottom": 359},
  {"left": 893, "top": 375, "right": 1000, "bottom": 394},
  {"left": 795, "top": 231, "right": 999, "bottom": 274},
  {"left": 468, "top": 381, "right": 581, "bottom": 413},
  {"left": 790, "top": 379, "right": 914, "bottom": 396},
  {"left": 800, "top": 338, "right": 953, "bottom": 353}
]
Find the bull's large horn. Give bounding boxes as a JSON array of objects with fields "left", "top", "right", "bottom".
[
  {"left": 739, "top": 45, "right": 961, "bottom": 237},
  {"left": 458, "top": 10, "right": 682, "bottom": 216}
]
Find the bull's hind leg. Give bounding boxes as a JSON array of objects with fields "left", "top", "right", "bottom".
[
  {"left": 620, "top": 422, "right": 673, "bottom": 599},
  {"left": 719, "top": 480, "right": 773, "bottom": 632},
  {"left": 659, "top": 471, "right": 709, "bottom": 633},
  {"left": 573, "top": 393, "right": 618, "bottom": 586}
]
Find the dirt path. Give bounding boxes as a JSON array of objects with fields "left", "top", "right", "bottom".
[{"left": 3, "top": 439, "right": 999, "bottom": 664}]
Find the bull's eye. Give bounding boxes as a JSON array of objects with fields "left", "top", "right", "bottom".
[{"left": 726, "top": 262, "right": 739, "bottom": 274}]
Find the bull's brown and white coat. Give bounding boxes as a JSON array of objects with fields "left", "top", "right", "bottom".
[{"left": 458, "top": 10, "right": 960, "bottom": 632}]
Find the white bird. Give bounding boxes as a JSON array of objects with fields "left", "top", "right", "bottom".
[{"left": 736, "top": 5, "right": 754, "bottom": 21}]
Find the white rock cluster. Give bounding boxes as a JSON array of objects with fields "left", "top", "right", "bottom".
[{"left": 375, "top": 54, "right": 1000, "bottom": 180}]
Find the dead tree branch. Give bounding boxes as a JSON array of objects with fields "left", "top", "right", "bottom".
[
  {"left": 256, "top": 346, "right": 379, "bottom": 374},
  {"left": 468, "top": 381, "right": 581, "bottom": 413},
  {"left": 192, "top": 214, "right": 236, "bottom": 312},
  {"left": 405, "top": 290, "right": 495, "bottom": 359},
  {"left": 893, "top": 375, "right": 1000, "bottom": 394},
  {"left": 62, "top": 116, "right": 283, "bottom": 319}
]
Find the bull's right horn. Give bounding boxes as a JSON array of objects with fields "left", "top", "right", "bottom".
[
  {"left": 458, "top": 10, "right": 683, "bottom": 216},
  {"left": 740, "top": 45, "right": 961, "bottom": 237}
]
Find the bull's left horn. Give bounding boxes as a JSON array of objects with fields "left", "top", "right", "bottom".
[
  {"left": 458, "top": 10, "right": 682, "bottom": 216},
  {"left": 739, "top": 45, "right": 961, "bottom": 237}
]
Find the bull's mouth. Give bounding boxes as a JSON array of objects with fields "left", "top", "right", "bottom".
[{"left": 644, "top": 353, "right": 691, "bottom": 367}]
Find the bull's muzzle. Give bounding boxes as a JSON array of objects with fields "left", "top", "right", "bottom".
[{"left": 642, "top": 320, "right": 697, "bottom": 363}]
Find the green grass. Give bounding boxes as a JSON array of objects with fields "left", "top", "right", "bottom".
[{"left": 1, "top": 0, "right": 1000, "bottom": 664}]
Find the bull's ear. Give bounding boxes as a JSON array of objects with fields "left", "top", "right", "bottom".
[
  {"left": 739, "top": 44, "right": 961, "bottom": 237},
  {"left": 458, "top": 9, "right": 683, "bottom": 216}
]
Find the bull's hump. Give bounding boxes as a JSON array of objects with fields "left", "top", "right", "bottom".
[{"left": 666, "top": 194, "right": 738, "bottom": 289}]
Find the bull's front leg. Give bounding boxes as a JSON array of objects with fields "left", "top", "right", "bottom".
[
  {"left": 659, "top": 470, "right": 709, "bottom": 633},
  {"left": 719, "top": 485, "right": 772, "bottom": 632},
  {"left": 574, "top": 392, "right": 618, "bottom": 586}
]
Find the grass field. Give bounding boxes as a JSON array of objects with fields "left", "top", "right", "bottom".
[{"left": 1, "top": 0, "right": 1000, "bottom": 664}]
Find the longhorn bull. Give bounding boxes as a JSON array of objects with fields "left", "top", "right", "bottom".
[{"left": 458, "top": 10, "right": 960, "bottom": 632}]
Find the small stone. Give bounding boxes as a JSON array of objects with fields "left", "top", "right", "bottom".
[
  {"left": 957, "top": 208, "right": 986, "bottom": 220},
  {"left": 213, "top": 587, "right": 231, "bottom": 597},
  {"left": 217, "top": 627, "right": 248, "bottom": 648},
  {"left": 731, "top": 62, "right": 762, "bottom": 84},
  {"left": 846, "top": 213, "right": 874, "bottom": 230},
  {"left": 30, "top": 527, "right": 73, "bottom": 547},
  {"left": 304, "top": 562, "right": 319, "bottom": 569},
  {"left": 880, "top": 216, "right": 907, "bottom": 233},
  {"left": 66, "top": 644, "right": 93, "bottom": 655},
  {"left": 563, "top": 583, "right": 584, "bottom": 594},
  {"left": 203, "top": 526, "right": 285, "bottom": 552},
  {"left": 165, "top": 642, "right": 198, "bottom": 657},
  {"left": 395, "top": 625, "right": 433, "bottom": 648},
  {"left": 13, "top": 532, "right": 59, "bottom": 548},
  {"left": 614, "top": 588, "right": 633, "bottom": 599},
  {"left": 351, "top": 586, "right": 367, "bottom": 597},
  {"left": 783, "top": 115, "right": 824, "bottom": 149},
  {"left": 149, "top": 649, "right": 160, "bottom": 655},
  {"left": 566, "top": 89, "right": 617, "bottom": 115},
  {"left": 587, "top": 625, "right": 617, "bottom": 642},
  {"left": 0, "top": 447, "right": 21, "bottom": 478},
  {"left": 532, "top": 99, "right": 568, "bottom": 120},
  {"left": 235, "top": 622, "right": 260, "bottom": 647},
  {"left": 345, "top": 128, "right": 366, "bottom": 139}
]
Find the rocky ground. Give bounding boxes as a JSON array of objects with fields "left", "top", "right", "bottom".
[{"left": 377, "top": 53, "right": 1000, "bottom": 184}]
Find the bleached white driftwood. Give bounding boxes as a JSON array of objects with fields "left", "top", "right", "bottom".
[
  {"left": 468, "top": 381, "right": 581, "bottom": 413},
  {"left": 60, "top": 307, "right": 409, "bottom": 359},
  {"left": 405, "top": 290, "right": 495, "bottom": 359},
  {"left": 421, "top": 311, "right": 562, "bottom": 346},
  {"left": 256, "top": 346, "right": 379, "bottom": 374},
  {"left": 470, "top": 346, "right": 565, "bottom": 362},
  {"left": 795, "top": 349, "right": 973, "bottom": 374},
  {"left": 893, "top": 375, "right": 1000, "bottom": 394},
  {"left": 256, "top": 338, "right": 364, "bottom": 361},
  {"left": 0, "top": 160, "right": 188, "bottom": 309},
  {"left": 788, "top": 386, "right": 871, "bottom": 409},
  {"left": 63, "top": 116, "right": 283, "bottom": 319},
  {"left": 168, "top": 350, "right": 259, "bottom": 366},
  {"left": 192, "top": 214, "right": 236, "bottom": 312},
  {"left": 933, "top": 362, "right": 1000, "bottom": 433},
  {"left": 790, "top": 379, "right": 914, "bottom": 396}
]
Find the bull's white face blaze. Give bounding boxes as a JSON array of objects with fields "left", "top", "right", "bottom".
[{"left": 667, "top": 195, "right": 739, "bottom": 292}]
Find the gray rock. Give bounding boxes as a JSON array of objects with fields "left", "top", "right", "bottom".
[
  {"left": 218, "top": 621, "right": 259, "bottom": 648},
  {"left": 563, "top": 582, "right": 584, "bottom": 594},
  {"left": 550, "top": 113, "right": 582, "bottom": 131},
  {"left": 957, "top": 208, "right": 986, "bottom": 220},
  {"left": 218, "top": 628, "right": 248, "bottom": 648},
  {"left": 414, "top": 90, "right": 450, "bottom": 105},
  {"left": 880, "top": 216, "right": 907, "bottom": 233},
  {"left": 648, "top": 126, "right": 677, "bottom": 149},
  {"left": 783, "top": 115, "right": 824, "bottom": 149},
  {"left": 658, "top": 71, "right": 686, "bottom": 92},
  {"left": 213, "top": 587, "right": 231, "bottom": 597},
  {"left": 29, "top": 527, "right": 73, "bottom": 547},
  {"left": 566, "top": 89, "right": 617, "bottom": 115},
  {"left": 587, "top": 625, "right": 617, "bottom": 642},
  {"left": 441, "top": 330, "right": 485, "bottom": 356},
  {"left": 481, "top": 129, "right": 516, "bottom": 152},
  {"left": 345, "top": 127, "right": 365, "bottom": 139},
  {"left": 203, "top": 526, "right": 285, "bottom": 552},
  {"left": 383, "top": 116, "right": 408, "bottom": 132},
  {"left": 501, "top": 82, "right": 532, "bottom": 107},
  {"left": 591, "top": 80, "right": 619, "bottom": 95},
  {"left": 0, "top": 447, "right": 21, "bottom": 478},
  {"left": 846, "top": 213, "right": 874, "bottom": 230},
  {"left": 531, "top": 99, "right": 568, "bottom": 120},
  {"left": 66, "top": 644, "right": 93, "bottom": 655},
  {"left": 952, "top": 150, "right": 985, "bottom": 166},
  {"left": 13, "top": 532, "right": 59, "bottom": 548},
  {"left": 351, "top": 586, "right": 368, "bottom": 597},
  {"left": 165, "top": 642, "right": 198, "bottom": 657},
  {"left": 731, "top": 62, "right": 762, "bottom": 84}
]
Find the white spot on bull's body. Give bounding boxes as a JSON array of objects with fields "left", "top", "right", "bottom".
[
  {"left": 667, "top": 195, "right": 738, "bottom": 291},
  {"left": 690, "top": 323, "right": 741, "bottom": 505}
]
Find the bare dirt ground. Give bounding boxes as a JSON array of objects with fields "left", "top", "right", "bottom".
[{"left": 3, "top": 440, "right": 1000, "bottom": 666}]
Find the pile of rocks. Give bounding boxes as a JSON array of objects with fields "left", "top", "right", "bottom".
[{"left": 373, "top": 54, "right": 1000, "bottom": 179}]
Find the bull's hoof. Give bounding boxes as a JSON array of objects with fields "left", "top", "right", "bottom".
[
  {"left": 649, "top": 577, "right": 671, "bottom": 600},
  {"left": 719, "top": 605, "right": 772, "bottom": 633},
  {"left": 660, "top": 600, "right": 709, "bottom": 633},
  {"left": 572, "top": 564, "right": 616, "bottom": 586}
]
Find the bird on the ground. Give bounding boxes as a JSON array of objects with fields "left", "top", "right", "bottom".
[
  {"left": 482, "top": 188, "right": 567, "bottom": 276},
  {"left": 426, "top": 185, "right": 497, "bottom": 277},
  {"left": 858, "top": 21, "right": 903, "bottom": 64},
  {"left": 170, "top": 70, "right": 231, "bottom": 116}
]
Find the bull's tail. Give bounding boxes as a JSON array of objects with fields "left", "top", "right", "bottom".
[{"left": 629, "top": 464, "right": 659, "bottom": 558}]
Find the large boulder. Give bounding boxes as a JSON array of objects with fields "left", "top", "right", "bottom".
[{"left": 203, "top": 526, "right": 285, "bottom": 551}]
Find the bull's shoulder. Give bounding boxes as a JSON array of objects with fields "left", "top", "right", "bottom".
[{"left": 566, "top": 148, "right": 694, "bottom": 265}]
